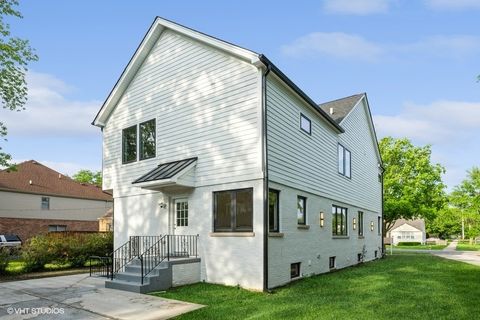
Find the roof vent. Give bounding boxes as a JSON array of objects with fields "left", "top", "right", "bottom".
[
  {"left": 29, "top": 180, "right": 33, "bottom": 185},
  {"left": 329, "top": 107, "right": 334, "bottom": 115}
]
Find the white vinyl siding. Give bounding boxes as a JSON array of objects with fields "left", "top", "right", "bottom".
[
  {"left": 266, "top": 76, "right": 381, "bottom": 213},
  {"left": 102, "top": 30, "right": 261, "bottom": 196}
]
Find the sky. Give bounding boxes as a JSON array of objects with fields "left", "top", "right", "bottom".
[{"left": 1, "top": 0, "right": 479, "bottom": 190}]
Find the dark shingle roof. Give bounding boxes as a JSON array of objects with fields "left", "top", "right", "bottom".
[
  {"left": 0, "top": 160, "right": 112, "bottom": 201},
  {"left": 132, "top": 157, "right": 197, "bottom": 184},
  {"left": 319, "top": 93, "right": 365, "bottom": 124}
]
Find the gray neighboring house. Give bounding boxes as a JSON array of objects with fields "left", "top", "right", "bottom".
[{"left": 92, "top": 17, "right": 383, "bottom": 292}]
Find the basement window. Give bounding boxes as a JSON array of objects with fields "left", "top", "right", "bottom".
[
  {"left": 48, "top": 225, "right": 66, "bottom": 232},
  {"left": 329, "top": 256, "right": 336, "bottom": 269},
  {"left": 300, "top": 114, "right": 311, "bottom": 135},
  {"left": 290, "top": 262, "right": 300, "bottom": 279}
]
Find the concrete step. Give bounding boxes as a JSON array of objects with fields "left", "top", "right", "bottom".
[
  {"left": 105, "top": 279, "right": 149, "bottom": 294},
  {"left": 115, "top": 272, "right": 147, "bottom": 283}
]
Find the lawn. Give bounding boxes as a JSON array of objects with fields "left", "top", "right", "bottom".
[
  {"left": 386, "top": 244, "right": 448, "bottom": 250},
  {"left": 152, "top": 254, "right": 480, "bottom": 319},
  {"left": 456, "top": 243, "right": 480, "bottom": 251}
]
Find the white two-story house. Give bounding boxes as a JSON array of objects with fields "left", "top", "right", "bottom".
[{"left": 92, "top": 17, "right": 383, "bottom": 292}]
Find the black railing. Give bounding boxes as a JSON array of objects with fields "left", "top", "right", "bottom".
[
  {"left": 89, "top": 256, "right": 112, "bottom": 277},
  {"left": 130, "top": 235, "right": 163, "bottom": 257},
  {"left": 140, "top": 234, "right": 199, "bottom": 284}
]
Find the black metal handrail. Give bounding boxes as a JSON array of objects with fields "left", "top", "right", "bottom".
[
  {"left": 140, "top": 234, "right": 199, "bottom": 284},
  {"left": 89, "top": 256, "right": 112, "bottom": 277}
]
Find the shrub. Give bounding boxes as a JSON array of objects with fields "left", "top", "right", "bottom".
[
  {"left": 22, "top": 232, "right": 113, "bottom": 271},
  {"left": 0, "top": 247, "right": 11, "bottom": 274},
  {"left": 397, "top": 242, "right": 422, "bottom": 246}
]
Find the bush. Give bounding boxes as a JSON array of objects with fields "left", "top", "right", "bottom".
[
  {"left": 22, "top": 232, "right": 113, "bottom": 271},
  {"left": 0, "top": 247, "right": 12, "bottom": 274},
  {"left": 397, "top": 242, "right": 422, "bottom": 246}
]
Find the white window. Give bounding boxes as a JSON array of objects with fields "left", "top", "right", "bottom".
[
  {"left": 176, "top": 199, "right": 188, "bottom": 227},
  {"left": 338, "top": 144, "right": 351, "bottom": 178},
  {"left": 41, "top": 197, "right": 50, "bottom": 210},
  {"left": 300, "top": 114, "right": 311, "bottom": 135}
]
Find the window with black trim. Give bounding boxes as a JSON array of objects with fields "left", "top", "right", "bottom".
[
  {"left": 329, "top": 256, "right": 336, "bottom": 269},
  {"left": 357, "top": 253, "right": 362, "bottom": 262},
  {"left": 122, "top": 125, "right": 137, "bottom": 163},
  {"left": 378, "top": 216, "right": 382, "bottom": 236},
  {"left": 300, "top": 114, "right": 311, "bottom": 135},
  {"left": 214, "top": 188, "right": 253, "bottom": 232},
  {"left": 338, "top": 144, "right": 351, "bottom": 178},
  {"left": 290, "top": 262, "right": 300, "bottom": 278},
  {"left": 332, "top": 205, "right": 348, "bottom": 236},
  {"left": 269, "top": 189, "right": 279, "bottom": 232},
  {"left": 297, "top": 196, "right": 307, "bottom": 225},
  {"left": 41, "top": 197, "right": 50, "bottom": 210},
  {"left": 140, "top": 119, "right": 156, "bottom": 160},
  {"left": 375, "top": 250, "right": 378, "bottom": 258},
  {"left": 358, "top": 211, "right": 364, "bottom": 236}
]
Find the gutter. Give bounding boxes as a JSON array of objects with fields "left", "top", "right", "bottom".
[
  {"left": 258, "top": 55, "right": 344, "bottom": 134},
  {"left": 262, "top": 63, "right": 271, "bottom": 292}
]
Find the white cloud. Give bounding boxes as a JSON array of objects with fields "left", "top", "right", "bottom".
[
  {"left": 374, "top": 100, "right": 480, "bottom": 189},
  {"left": 282, "top": 32, "right": 384, "bottom": 61},
  {"left": 0, "top": 71, "right": 101, "bottom": 137},
  {"left": 426, "top": 0, "right": 480, "bottom": 10},
  {"left": 282, "top": 33, "right": 480, "bottom": 61},
  {"left": 323, "top": 0, "right": 389, "bottom": 15}
]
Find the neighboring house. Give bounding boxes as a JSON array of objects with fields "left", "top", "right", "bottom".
[
  {"left": 0, "top": 160, "right": 113, "bottom": 241},
  {"left": 92, "top": 17, "right": 383, "bottom": 292},
  {"left": 387, "top": 219, "right": 426, "bottom": 245},
  {"left": 99, "top": 208, "right": 113, "bottom": 232}
]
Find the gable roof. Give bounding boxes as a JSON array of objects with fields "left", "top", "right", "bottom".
[
  {"left": 92, "top": 16, "right": 344, "bottom": 133},
  {"left": 391, "top": 219, "right": 426, "bottom": 233},
  {"left": 319, "top": 94, "right": 365, "bottom": 124},
  {"left": 0, "top": 160, "right": 112, "bottom": 201}
]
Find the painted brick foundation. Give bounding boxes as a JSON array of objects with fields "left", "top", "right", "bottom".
[{"left": 0, "top": 217, "right": 99, "bottom": 242}]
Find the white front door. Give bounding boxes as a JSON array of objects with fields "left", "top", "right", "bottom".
[{"left": 173, "top": 198, "right": 189, "bottom": 235}]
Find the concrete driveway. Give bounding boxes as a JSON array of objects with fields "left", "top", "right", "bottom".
[{"left": 0, "top": 274, "right": 203, "bottom": 319}]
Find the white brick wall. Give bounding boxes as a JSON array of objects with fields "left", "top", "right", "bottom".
[{"left": 172, "top": 262, "right": 201, "bottom": 287}]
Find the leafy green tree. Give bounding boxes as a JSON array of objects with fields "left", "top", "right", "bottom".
[
  {"left": 0, "top": 0, "right": 38, "bottom": 167},
  {"left": 427, "top": 207, "right": 462, "bottom": 239},
  {"left": 450, "top": 167, "right": 480, "bottom": 241},
  {"left": 380, "top": 137, "right": 446, "bottom": 231},
  {"left": 72, "top": 170, "right": 102, "bottom": 187}
]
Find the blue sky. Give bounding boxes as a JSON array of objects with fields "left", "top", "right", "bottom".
[{"left": 1, "top": 0, "right": 479, "bottom": 190}]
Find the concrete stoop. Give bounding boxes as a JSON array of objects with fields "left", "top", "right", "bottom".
[{"left": 105, "top": 257, "right": 200, "bottom": 293}]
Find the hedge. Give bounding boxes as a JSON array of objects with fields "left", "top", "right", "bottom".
[
  {"left": 397, "top": 242, "right": 422, "bottom": 246},
  {"left": 22, "top": 232, "right": 113, "bottom": 272}
]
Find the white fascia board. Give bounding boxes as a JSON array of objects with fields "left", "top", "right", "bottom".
[{"left": 93, "top": 17, "right": 261, "bottom": 127}]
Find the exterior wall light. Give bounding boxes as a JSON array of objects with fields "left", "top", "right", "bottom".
[
  {"left": 353, "top": 218, "right": 357, "bottom": 230},
  {"left": 320, "top": 212, "right": 325, "bottom": 227},
  {"left": 370, "top": 221, "right": 375, "bottom": 231}
]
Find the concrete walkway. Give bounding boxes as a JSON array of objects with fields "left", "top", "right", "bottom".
[{"left": 0, "top": 274, "right": 203, "bottom": 320}]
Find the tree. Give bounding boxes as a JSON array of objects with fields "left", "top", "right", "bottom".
[
  {"left": 450, "top": 167, "right": 480, "bottom": 241},
  {"left": 427, "top": 207, "right": 462, "bottom": 239},
  {"left": 380, "top": 137, "right": 447, "bottom": 231},
  {"left": 72, "top": 170, "right": 102, "bottom": 187},
  {"left": 0, "top": 0, "right": 38, "bottom": 167}
]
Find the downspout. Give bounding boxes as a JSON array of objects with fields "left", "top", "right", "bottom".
[{"left": 262, "top": 63, "right": 272, "bottom": 292}]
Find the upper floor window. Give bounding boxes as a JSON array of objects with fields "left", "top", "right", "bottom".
[
  {"left": 300, "top": 114, "right": 311, "bottom": 135},
  {"left": 122, "top": 125, "right": 137, "bottom": 163},
  {"left": 41, "top": 197, "right": 50, "bottom": 210},
  {"left": 140, "top": 119, "right": 156, "bottom": 160},
  {"left": 269, "top": 189, "right": 280, "bottom": 232},
  {"left": 297, "top": 196, "right": 307, "bottom": 225},
  {"left": 122, "top": 119, "right": 156, "bottom": 164},
  {"left": 338, "top": 144, "right": 351, "bottom": 178},
  {"left": 214, "top": 188, "right": 253, "bottom": 232},
  {"left": 332, "top": 205, "right": 348, "bottom": 236}
]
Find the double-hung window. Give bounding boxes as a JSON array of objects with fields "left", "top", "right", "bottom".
[
  {"left": 269, "top": 189, "right": 280, "bottom": 232},
  {"left": 338, "top": 144, "right": 351, "bottom": 178},
  {"left": 41, "top": 197, "right": 50, "bottom": 210},
  {"left": 332, "top": 205, "right": 348, "bottom": 236},
  {"left": 297, "top": 196, "right": 307, "bottom": 225},
  {"left": 214, "top": 188, "right": 253, "bottom": 232}
]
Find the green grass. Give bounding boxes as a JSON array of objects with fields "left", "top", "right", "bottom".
[
  {"left": 386, "top": 244, "right": 448, "bottom": 250},
  {"left": 456, "top": 243, "right": 480, "bottom": 251},
  {"left": 151, "top": 254, "right": 480, "bottom": 319},
  {"left": 4, "top": 260, "right": 91, "bottom": 275}
]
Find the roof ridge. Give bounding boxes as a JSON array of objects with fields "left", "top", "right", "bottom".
[{"left": 318, "top": 93, "right": 365, "bottom": 106}]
